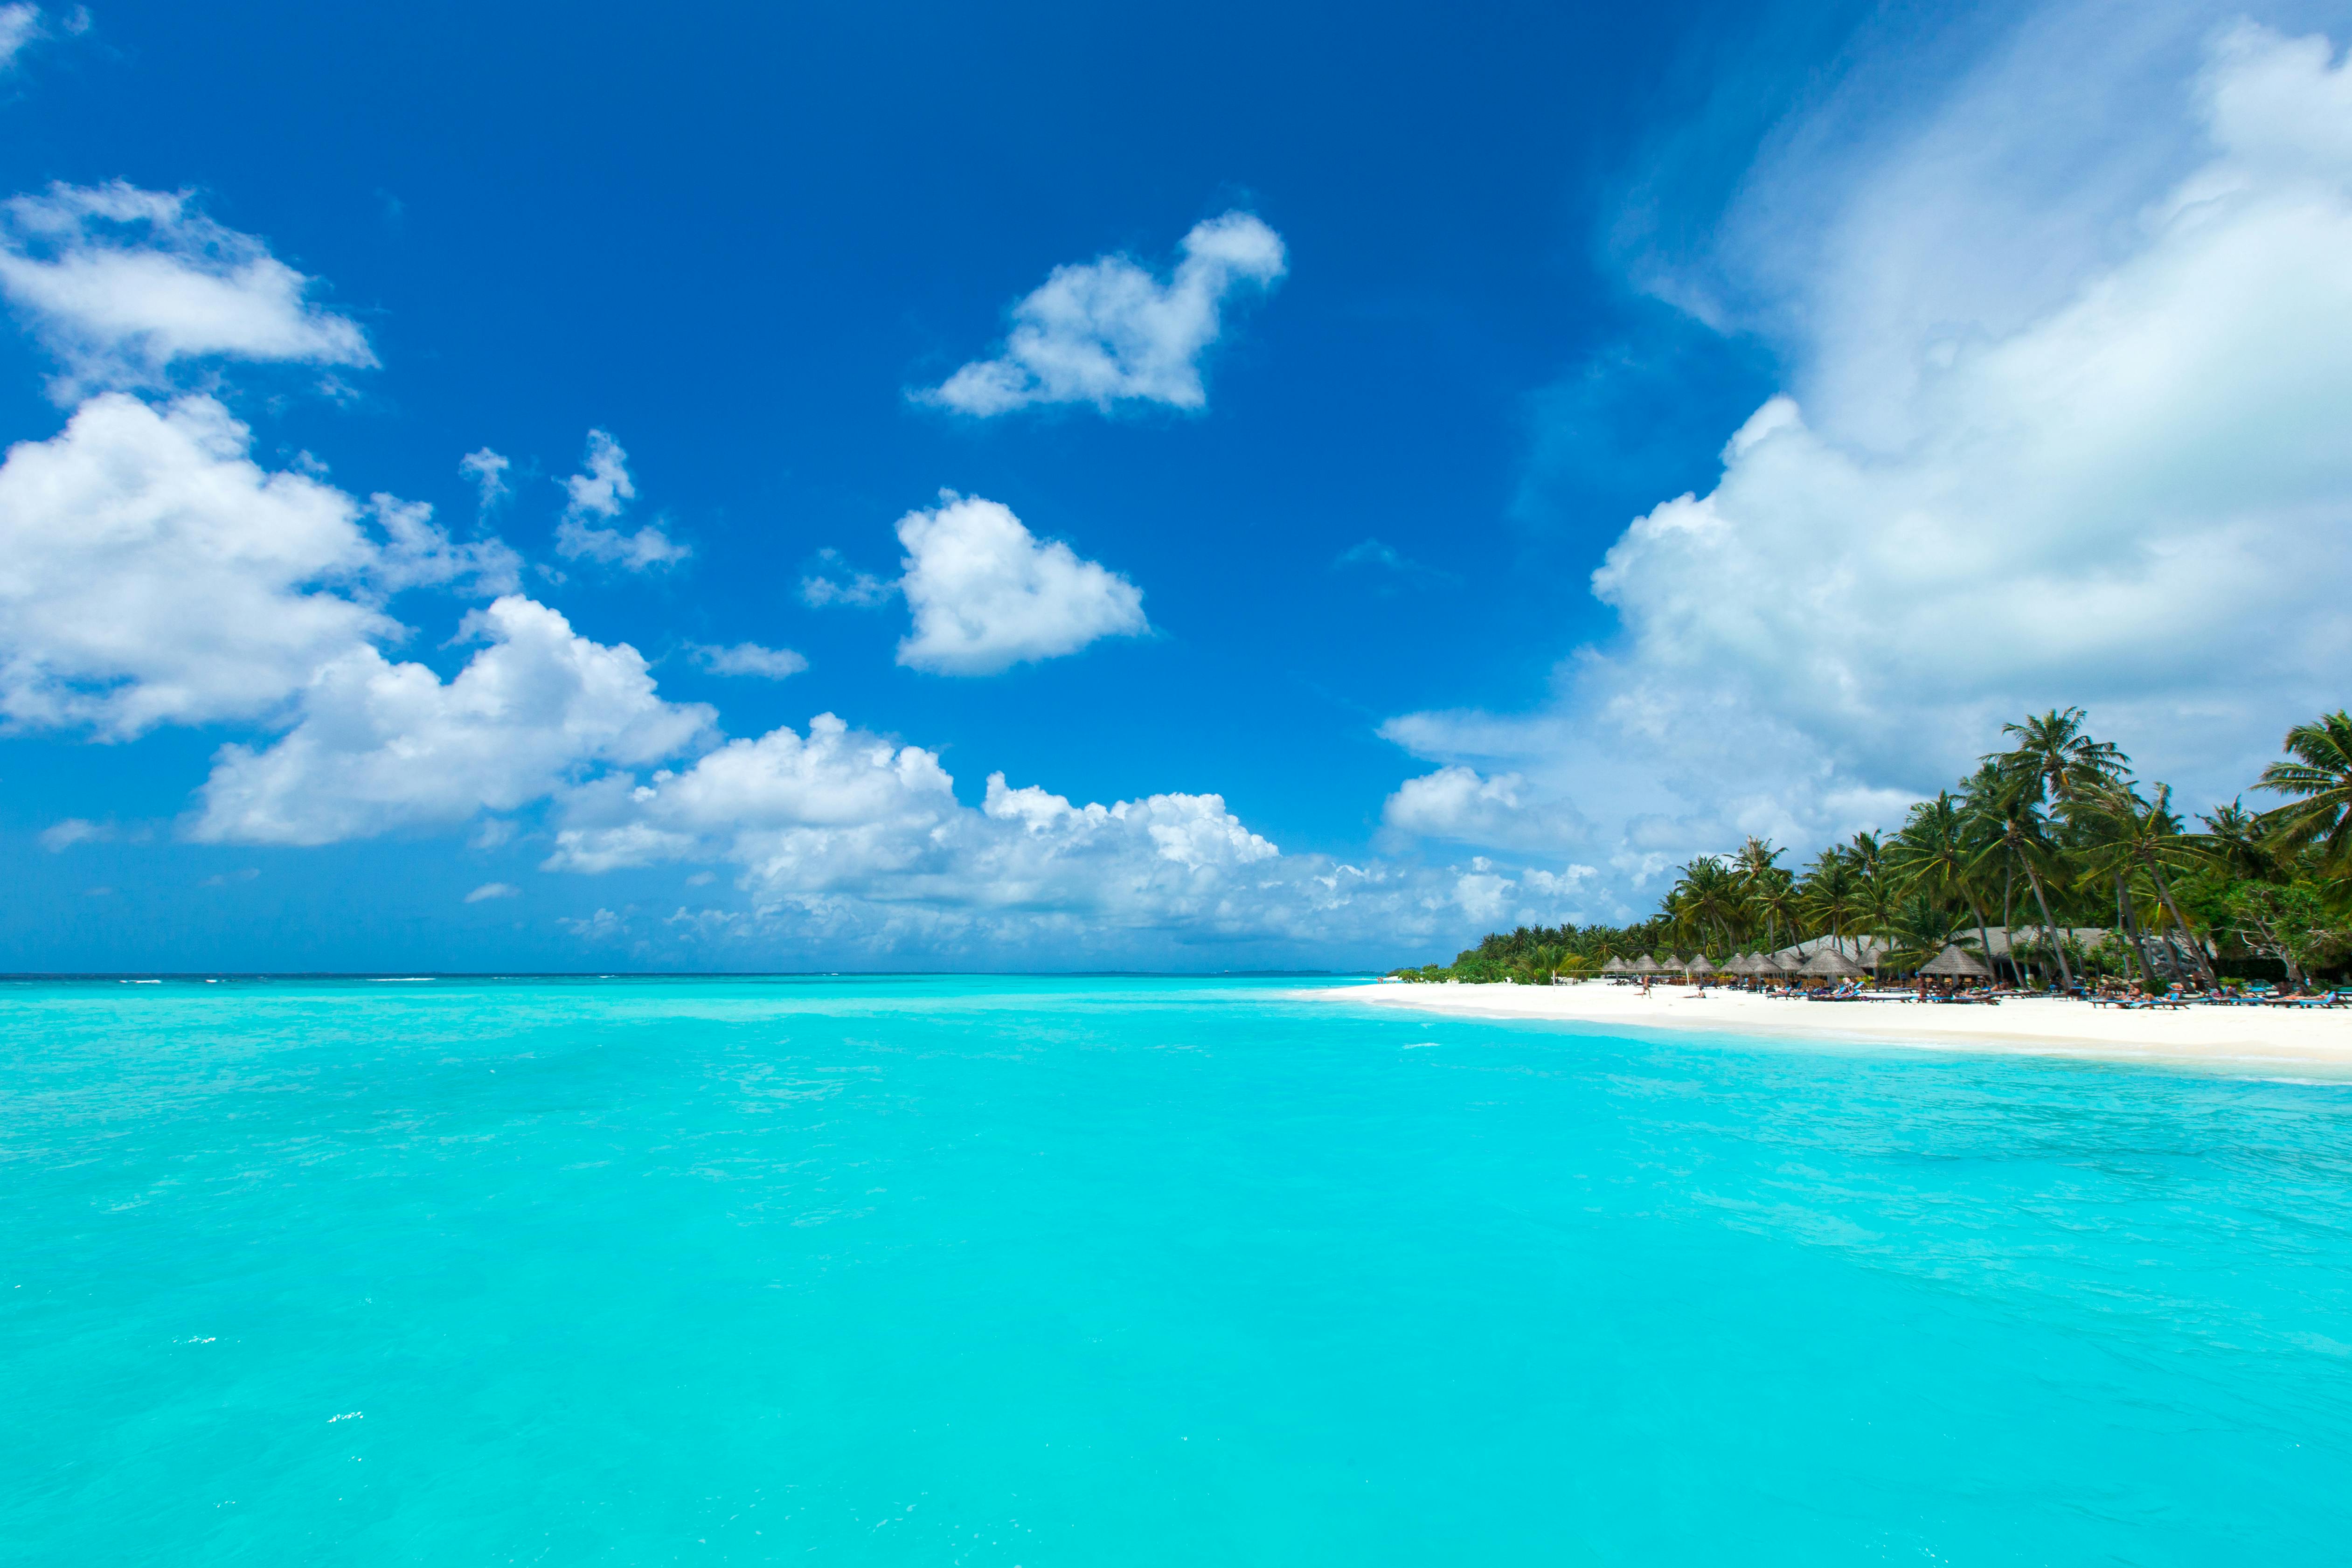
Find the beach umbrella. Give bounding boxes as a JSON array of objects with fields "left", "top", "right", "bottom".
[
  {"left": 1681, "top": 954, "right": 1710, "bottom": 975},
  {"left": 1734, "top": 952, "right": 1762, "bottom": 975},
  {"left": 1600, "top": 954, "right": 1627, "bottom": 974},
  {"left": 1918, "top": 944, "right": 1993, "bottom": 979},
  {"left": 1799, "top": 946, "right": 1865, "bottom": 978},
  {"left": 1631, "top": 954, "right": 1663, "bottom": 975}
]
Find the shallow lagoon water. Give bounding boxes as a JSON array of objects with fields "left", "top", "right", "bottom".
[{"left": 4, "top": 975, "right": 2349, "bottom": 1563}]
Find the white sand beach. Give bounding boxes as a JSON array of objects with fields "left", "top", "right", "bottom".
[{"left": 1318, "top": 980, "right": 2352, "bottom": 1074}]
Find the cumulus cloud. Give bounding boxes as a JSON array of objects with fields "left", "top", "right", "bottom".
[
  {"left": 893, "top": 492, "right": 1147, "bottom": 674},
  {"left": 537, "top": 711, "right": 1566, "bottom": 957},
  {"left": 1388, "top": 16, "right": 2352, "bottom": 896},
  {"left": 918, "top": 211, "right": 1286, "bottom": 416},
  {"left": 1383, "top": 765, "right": 1591, "bottom": 853},
  {"left": 0, "top": 394, "right": 510, "bottom": 737},
  {"left": 0, "top": 181, "right": 375, "bottom": 399},
  {"left": 553, "top": 430, "right": 687, "bottom": 570},
  {"left": 191, "top": 596, "right": 715, "bottom": 845},
  {"left": 687, "top": 641, "right": 808, "bottom": 679}
]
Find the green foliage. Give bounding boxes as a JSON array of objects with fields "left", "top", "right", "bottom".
[
  {"left": 2222, "top": 880, "right": 2352, "bottom": 985},
  {"left": 1394, "top": 704, "right": 2352, "bottom": 989}
]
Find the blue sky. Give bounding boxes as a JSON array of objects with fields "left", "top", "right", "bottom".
[{"left": 3, "top": 0, "right": 2349, "bottom": 971}]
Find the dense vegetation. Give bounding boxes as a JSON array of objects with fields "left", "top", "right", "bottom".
[{"left": 1395, "top": 708, "right": 2352, "bottom": 989}]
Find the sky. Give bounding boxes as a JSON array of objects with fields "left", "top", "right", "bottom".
[{"left": 2, "top": 0, "right": 2350, "bottom": 971}]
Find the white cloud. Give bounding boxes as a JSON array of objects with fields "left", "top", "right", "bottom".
[
  {"left": 0, "top": 5, "right": 44, "bottom": 69},
  {"left": 39, "top": 816, "right": 106, "bottom": 850},
  {"left": 0, "top": 6, "right": 86, "bottom": 73},
  {"left": 560, "top": 906, "right": 627, "bottom": 942},
  {"left": 1389, "top": 16, "right": 2352, "bottom": 897},
  {"left": 919, "top": 211, "right": 1286, "bottom": 416},
  {"left": 552, "top": 430, "right": 687, "bottom": 570},
  {"left": 369, "top": 495, "right": 521, "bottom": 596},
  {"left": 0, "top": 181, "right": 375, "bottom": 399},
  {"left": 465, "top": 881, "right": 520, "bottom": 902},
  {"left": 687, "top": 641, "right": 808, "bottom": 679},
  {"left": 191, "top": 595, "right": 715, "bottom": 846},
  {"left": 538, "top": 711, "right": 1560, "bottom": 958},
  {"left": 0, "top": 393, "right": 508, "bottom": 737},
  {"left": 459, "top": 448, "right": 510, "bottom": 513},
  {"left": 798, "top": 548, "right": 895, "bottom": 608},
  {"left": 1383, "top": 766, "right": 1590, "bottom": 853},
  {"left": 893, "top": 492, "right": 1147, "bottom": 675}
]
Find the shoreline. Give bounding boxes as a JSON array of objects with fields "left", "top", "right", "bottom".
[{"left": 1309, "top": 980, "right": 2352, "bottom": 1075}]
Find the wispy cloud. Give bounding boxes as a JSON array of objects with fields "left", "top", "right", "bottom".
[
  {"left": 552, "top": 430, "right": 688, "bottom": 571},
  {"left": 1332, "top": 538, "right": 1458, "bottom": 591},
  {"left": 0, "top": 5, "right": 90, "bottom": 76},
  {"left": 687, "top": 642, "right": 808, "bottom": 680},
  {"left": 459, "top": 448, "right": 510, "bottom": 513},
  {"left": 799, "top": 548, "right": 894, "bottom": 608},
  {"left": 40, "top": 816, "right": 108, "bottom": 850}
]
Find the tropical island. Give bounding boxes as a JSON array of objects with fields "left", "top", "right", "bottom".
[{"left": 1381, "top": 706, "right": 2352, "bottom": 1004}]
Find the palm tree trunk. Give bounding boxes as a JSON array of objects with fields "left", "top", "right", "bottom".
[
  {"left": 2114, "top": 871, "right": 2156, "bottom": 988},
  {"left": 1965, "top": 886, "right": 1998, "bottom": 984},
  {"left": 2140, "top": 854, "right": 2218, "bottom": 986},
  {"left": 2020, "top": 855, "right": 2074, "bottom": 990},
  {"left": 2001, "top": 868, "right": 2019, "bottom": 985}
]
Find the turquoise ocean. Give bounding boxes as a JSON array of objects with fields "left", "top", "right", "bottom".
[{"left": 6, "top": 975, "right": 2351, "bottom": 1563}]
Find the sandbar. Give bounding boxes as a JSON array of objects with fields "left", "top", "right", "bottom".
[{"left": 1314, "top": 980, "right": 2352, "bottom": 1075}]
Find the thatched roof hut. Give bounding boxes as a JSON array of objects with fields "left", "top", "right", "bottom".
[
  {"left": 1918, "top": 943, "right": 1993, "bottom": 979},
  {"left": 1798, "top": 946, "right": 1866, "bottom": 978},
  {"left": 1601, "top": 954, "right": 1628, "bottom": 974},
  {"left": 1630, "top": 953, "right": 1663, "bottom": 975}
]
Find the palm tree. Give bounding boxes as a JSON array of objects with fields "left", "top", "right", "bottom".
[
  {"left": 1886, "top": 791, "right": 2002, "bottom": 969},
  {"left": 1670, "top": 856, "right": 1745, "bottom": 954},
  {"left": 1733, "top": 837, "right": 1783, "bottom": 881},
  {"left": 1957, "top": 760, "right": 2029, "bottom": 983},
  {"left": 1749, "top": 867, "right": 1801, "bottom": 955},
  {"left": 1987, "top": 708, "right": 2129, "bottom": 990},
  {"left": 1855, "top": 867, "right": 1904, "bottom": 968},
  {"left": 1880, "top": 892, "right": 1971, "bottom": 973},
  {"left": 2199, "top": 799, "right": 2277, "bottom": 882},
  {"left": 2256, "top": 709, "right": 2352, "bottom": 875},
  {"left": 1969, "top": 773, "right": 2075, "bottom": 989},
  {"left": 2066, "top": 782, "right": 2218, "bottom": 985},
  {"left": 1846, "top": 831, "right": 1884, "bottom": 879},
  {"left": 1995, "top": 707, "right": 2130, "bottom": 806},
  {"left": 1799, "top": 849, "right": 1864, "bottom": 956}
]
